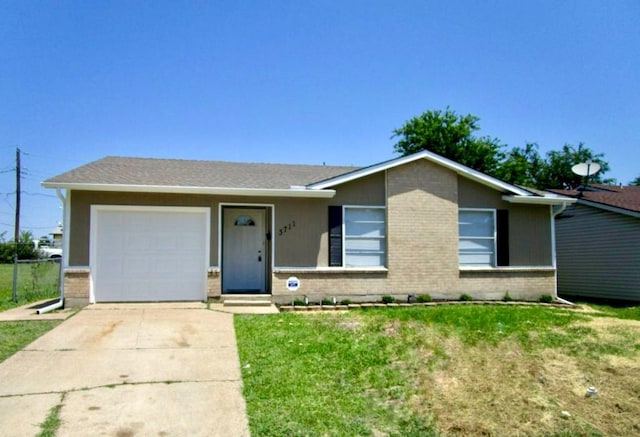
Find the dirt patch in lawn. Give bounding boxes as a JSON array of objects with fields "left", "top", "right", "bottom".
[{"left": 405, "top": 319, "right": 640, "bottom": 436}]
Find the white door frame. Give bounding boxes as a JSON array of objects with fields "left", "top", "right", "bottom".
[
  {"left": 89, "top": 205, "right": 211, "bottom": 303},
  {"left": 219, "top": 202, "right": 274, "bottom": 293}
]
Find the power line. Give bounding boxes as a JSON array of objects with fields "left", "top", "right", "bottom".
[{"left": 22, "top": 191, "right": 57, "bottom": 198}]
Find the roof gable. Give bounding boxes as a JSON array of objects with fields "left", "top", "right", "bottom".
[{"left": 308, "top": 150, "right": 531, "bottom": 196}]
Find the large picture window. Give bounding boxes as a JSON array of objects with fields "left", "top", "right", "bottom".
[
  {"left": 328, "top": 206, "right": 386, "bottom": 267},
  {"left": 344, "top": 207, "right": 386, "bottom": 267},
  {"left": 458, "top": 209, "right": 496, "bottom": 266}
]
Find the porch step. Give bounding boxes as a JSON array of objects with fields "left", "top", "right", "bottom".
[{"left": 222, "top": 295, "right": 273, "bottom": 307}]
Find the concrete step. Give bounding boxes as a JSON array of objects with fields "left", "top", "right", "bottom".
[
  {"left": 223, "top": 300, "right": 273, "bottom": 307},
  {"left": 222, "top": 295, "right": 273, "bottom": 307}
]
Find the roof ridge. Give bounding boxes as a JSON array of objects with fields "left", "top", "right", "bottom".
[{"left": 101, "top": 155, "right": 359, "bottom": 170}]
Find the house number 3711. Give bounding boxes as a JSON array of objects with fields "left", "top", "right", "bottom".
[{"left": 278, "top": 221, "right": 296, "bottom": 236}]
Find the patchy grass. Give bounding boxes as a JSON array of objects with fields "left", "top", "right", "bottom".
[
  {"left": 235, "top": 304, "right": 640, "bottom": 437},
  {"left": 37, "top": 396, "right": 64, "bottom": 437},
  {"left": 0, "top": 320, "right": 61, "bottom": 362},
  {"left": 580, "top": 302, "right": 640, "bottom": 321}
]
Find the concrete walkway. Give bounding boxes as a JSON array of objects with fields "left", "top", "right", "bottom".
[
  {"left": 0, "top": 303, "right": 251, "bottom": 436},
  {"left": 0, "top": 299, "right": 76, "bottom": 321}
]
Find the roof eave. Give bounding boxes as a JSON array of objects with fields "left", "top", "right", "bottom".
[
  {"left": 41, "top": 182, "right": 337, "bottom": 198},
  {"left": 502, "top": 195, "right": 577, "bottom": 205},
  {"left": 575, "top": 198, "right": 640, "bottom": 218}
]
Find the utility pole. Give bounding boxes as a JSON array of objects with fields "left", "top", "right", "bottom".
[{"left": 11, "top": 147, "right": 20, "bottom": 302}]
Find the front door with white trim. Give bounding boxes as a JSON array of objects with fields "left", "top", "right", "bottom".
[{"left": 222, "top": 208, "right": 267, "bottom": 292}]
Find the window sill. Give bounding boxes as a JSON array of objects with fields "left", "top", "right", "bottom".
[
  {"left": 459, "top": 266, "right": 555, "bottom": 273},
  {"left": 273, "top": 267, "right": 388, "bottom": 274}
]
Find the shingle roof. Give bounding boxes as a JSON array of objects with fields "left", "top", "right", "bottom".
[
  {"left": 548, "top": 184, "right": 640, "bottom": 214},
  {"left": 44, "top": 153, "right": 572, "bottom": 205},
  {"left": 43, "top": 156, "right": 358, "bottom": 190}
]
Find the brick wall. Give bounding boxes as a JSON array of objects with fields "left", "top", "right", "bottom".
[
  {"left": 63, "top": 269, "right": 90, "bottom": 307},
  {"left": 272, "top": 270, "right": 389, "bottom": 304},
  {"left": 207, "top": 269, "right": 221, "bottom": 298},
  {"left": 386, "top": 159, "right": 459, "bottom": 292},
  {"left": 458, "top": 269, "right": 556, "bottom": 300}
]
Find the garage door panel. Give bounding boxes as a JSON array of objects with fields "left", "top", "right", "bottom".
[{"left": 93, "top": 207, "right": 208, "bottom": 302}]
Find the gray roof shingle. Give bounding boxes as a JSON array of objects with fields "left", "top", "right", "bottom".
[{"left": 44, "top": 156, "right": 358, "bottom": 190}]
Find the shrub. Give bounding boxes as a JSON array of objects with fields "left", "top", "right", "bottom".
[
  {"left": 502, "top": 292, "right": 513, "bottom": 302},
  {"left": 0, "top": 231, "right": 39, "bottom": 263},
  {"left": 416, "top": 294, "right": 432, "bottom": 303},
  {"left": 340, "top": 299, "right": 353, "bottom": 305},
  {"left": 381, "top": 295, "right": 395, "bottom": 304},
  {"left": 539, "top": 294, "right": 553, "bottom": 304},
  {"left": 321, "top": 298, "right": 333, "bottom": 305},
  {"left": 293, "top": 298, "right": 306, "bottom": 306},
  {"left": 459, "top": 293, "right": 473, "bottom": 302}
]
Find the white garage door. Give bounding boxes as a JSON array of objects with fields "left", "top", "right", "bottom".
[{"left": 92, "top": 206, "right": 209, "bottom": 302}]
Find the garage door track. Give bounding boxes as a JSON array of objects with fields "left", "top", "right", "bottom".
[{"left": 0, "top": 303, "right": 250, "bottom": 436}]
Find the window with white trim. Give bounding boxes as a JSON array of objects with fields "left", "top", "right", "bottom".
[
  {"left": 343, "top": 206, "right": 386, "bottom": 267},
  {"left": 458, "top": 209, "right": 496, "bottom": 266}
]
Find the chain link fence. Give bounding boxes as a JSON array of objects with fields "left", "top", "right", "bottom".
[{"left": 0, "top": 258, "right": 62, "bottom": 310}]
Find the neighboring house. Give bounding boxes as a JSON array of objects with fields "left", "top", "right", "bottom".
[
  {"left": 548, "top": 184, "right": 640, "bottom": 302},
  {"left": 42, "top": 151, "right": 573, "bottom": 307},
  {"left": 50, "top": 223, "right": 63, "bottom": 246}
]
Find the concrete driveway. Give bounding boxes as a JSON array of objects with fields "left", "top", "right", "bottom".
[{"left": 0, "top": 303, "right": 250, "bottom": 436}]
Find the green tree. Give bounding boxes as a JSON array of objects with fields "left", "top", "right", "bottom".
[
  {"left": 495, "top": 142, "right": 544, "bottom": 187},
  {"left": 536, "top": 142, "right": 610, "bottom": 189},
  {"left": 631, "top": 175, "right": 640, "bottom": 186},
  {"left": 392, "top": 107, "right": 505, "bottom": 176},
  {"left": 392, "top": 108, "right": 613, "bottom": 190}
]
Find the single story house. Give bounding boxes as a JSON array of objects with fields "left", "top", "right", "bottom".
[
  {"left": 42, "top": 151, "right": 574, "bottom": 307},
  {"left": 549, "top": 184, "right": 640, "bottom": 302}
]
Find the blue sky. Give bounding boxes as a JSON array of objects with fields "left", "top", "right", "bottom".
[{"left": 1, "top": 1, "right": 639, "bottom": 239}]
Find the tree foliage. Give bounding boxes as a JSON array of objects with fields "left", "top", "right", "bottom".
[
  {"left": 392, "top": 108, "right": 612, "bottom": 189},
  {"left": 392, "top": 107, "right": 505, "bottom": 177},
  {"left": 0, "top": 230, "right": 38, "bottom": 263},
  {"left": 497, "top": 142, "right": 611, "bottom": 189},
  {"left": 495, "top": 143, "right": 544, "bottom": 187},
  {"left": 535, "top": 143, "right": 610, "bottom": 189},
  {"left": 631, "top": 175, "right": 640, "bottom": 186}
]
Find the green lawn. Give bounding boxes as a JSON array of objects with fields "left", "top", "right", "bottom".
[
  {"left": 235, "top": 304, "right": 640, "bottom": 437},
  {"left": 0, "top": 262, "right": 60, "bottom": 311},
  {"left": 0, "top": 262, "right": 62, "bottom": 364},
  {"left": 0, "top": 320, "right": 61, "bottom": 363}
]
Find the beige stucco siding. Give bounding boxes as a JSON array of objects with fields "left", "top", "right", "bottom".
[
  {"left": 272, "top": 197, "right": 324, "bottom": 266},
  {"left": 274, "top": 172, "right": 386, "bottom": 266},
  {"left": 457, "top": 176, "right": 508, "bottom": 209},
  {"left": 509, "top": 205, "right": 552, "bottom": 266},
  {"left": 457, "top": 176, "right": 552, "bottom": 266}
]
